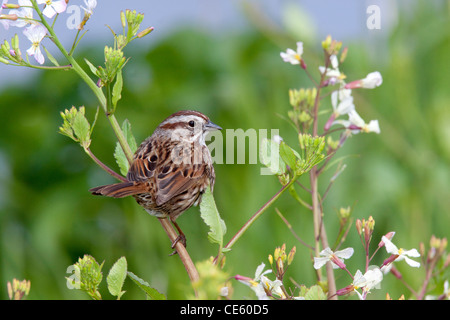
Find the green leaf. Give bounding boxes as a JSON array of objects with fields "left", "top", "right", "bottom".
[
  {"left": 107, "top": 256, "right": 127, "bottom": 300},
  {"left": 127, "top": 272, "right": 166, "bottom": 300},
  {"left": 84, "top": 58, "right": 99, "bottom": 76},
  {"left": 42, "top": 45, "right": 59, "bottom": 66},
  {"left": 199, "top": 186, "right": 226, "bottom": 249},
  {"left": 259, "top": 138, "right": 286, "bottom": 175},
  {"left": 279, "top": 141, "right": 301, "bottom": 171},
  {"left": 111, "top": 70, "right": 123, "bottom": 111},
  {"left": 114, "top": 119, "right": 138, "bottom": 176},
  {"left": 304, "top": 285, "right": 327, "bottom": 300},
  {"left": 59, "top": 106, "right": 92, "bottom": 149},
  {"left": 72, "top": 107, "right": 91, "bottom": 149}
]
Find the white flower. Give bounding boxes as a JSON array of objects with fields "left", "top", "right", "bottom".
[
  {"left": 0, "top": 19, "right": 9, "bottom": 30},
  {"left": 37, "top": 0, "right": 67, "bottom": 18},
  {"left": 331, "top": 89, "right": 355, "bottom": 116},
  {"left": 236, "top": 263, "right": 286, "bottom": 300},
  {"left": 8, "top": 0, "right": 35, "bottom": 28},
  {"left": 259, "top": 275, "right": 286, "bottom": 299},
  {"left": 280, "top": 42, "right": 303, "bottom": 65},
  {"left": 0, "top": 0, "right": 10, "bottom": 29},
  {"left": 382, "top": 236, "right": 421, "bottom": 268},
  {"left": 81, "top": 0, "right": 96, "bottom": 16},
  {"left": 319, "top": 54, "right": 345, "bottom": 83},
  {"left": 345, "top": 71, "right": 383, "bottom": 89},
  {"left": 361, "top": 71, "right": 383, "bottom": 88},
  {"left": 333, "top": 109, "right": 380, "bottom": 134},
  {"left": 313, "top": 247, "right": 354, "bottom": 270},
  {"left": 23, "top": 23, "right": 46, "bottom": 64},
  {"left": 236, "top": 263, "right": 272, "bottom": 299},
  {"left": 352, "top": 267, "right": 383, "bottom": 300}
]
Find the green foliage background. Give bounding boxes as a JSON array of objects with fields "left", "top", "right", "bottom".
[{"left": 0, "top": 2, "right": 449, "bottom": 299}]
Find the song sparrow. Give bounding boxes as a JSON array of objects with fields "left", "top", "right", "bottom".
[{"left": 89, "top": 110, "right": 221, "bottom": 252}]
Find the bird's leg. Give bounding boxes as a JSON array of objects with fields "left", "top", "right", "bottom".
[{"left": 169, "top": 217, "right": 187, "bottom": 256}]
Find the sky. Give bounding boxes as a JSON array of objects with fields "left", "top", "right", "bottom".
[{"left": 0, "top": 0, "right": 398, "bottom": 86}]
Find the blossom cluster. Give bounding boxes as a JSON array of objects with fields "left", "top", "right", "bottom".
[
  {"left": 0, "top": 0, "right": 96, "bottom": 64},
  {"left": 313, "top": 230, "right": 421, "bottom": 300},
  {"left": 280, "top": 38, "right": 382, "bottom": 137},
  {"left": 235, "top": 231, "right": 421, "bottom": 300}
]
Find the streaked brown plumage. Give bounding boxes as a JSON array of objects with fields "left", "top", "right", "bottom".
[{"left": 90, "top": 110, "right": 221, "bottom": 251}]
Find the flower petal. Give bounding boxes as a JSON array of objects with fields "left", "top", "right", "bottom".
[
  {"left": 33, "top": 46, "right": 45, "bottom": 64},
  {"left": 335, "top": 247, "right": 354, "bottom": 259},
  {"left": 42, "top": 5, "right": 56, "bottom": 18},
  {"left": 404, "top": 248, "right": 420, "bottom": 258},
  {"left": 404, "top": 256, "right": 420, "bottom": 268},
  {"left": 382, "top": 236, "right": 399, "bottom": 254},
  {"left": 52, "top": 0, "right": 67, "bottom": 14},
  {"left": 313, "top": 257, "right": 328, "bottom": 270}
]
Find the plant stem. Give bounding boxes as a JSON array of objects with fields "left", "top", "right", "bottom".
[
  {"left": 223, "top": 176, "right": 297, "bottom": 252},
  {"left": 158, "top": 219, "right": 200, "bottom": 284},
  {"left": 30, "top": 0, "right": 197, "bottom": 286},
  {"left": 32, "top": 0, "right": 134, "bottom": 164},
  {"left": 85, "top": 147, "right": 127, "bottom": 182},
  {"left": 309, "top": 53, "right": 337, "bottom": 299}
]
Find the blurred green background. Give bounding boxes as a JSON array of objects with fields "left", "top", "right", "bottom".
[{"left": 0, "top": 1, "right": 449, "bottom": 299}]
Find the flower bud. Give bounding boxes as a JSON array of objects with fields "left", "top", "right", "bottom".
[
  {"left": 378, "top": 231, "right": 395, "bottom": 247},
  {"left": 0, "top": 14, "right": 18, "bottom": 20},
  {"left": 2, "top": 3, "right": 20, "bottom": 9},
  {"left": 137, "top": 26, "right": 154, "bottom": 38},
  {"left": 382, "top": 254, "right": 399, "bottom": 268},
  {"left": 336, "top": 284, "right": 354, "bottom": 296},
  {"left": 120, "top": 10, "right": 126, "bottom": 28},
  {"left": 287, "top": 246, "right": 296, "bottom": 265},
  {"left": 340, "top": 47, "right": 348, "bottom": 63},
  {"left": 356, "top": 219, "right": 362, "bottom": 235},
  {"left": 7, "top": 279, "right": 31, "bottom": 300},
  {"left": 276, "top": 257, "right": 284, "bottom": 275},
  {"left": 274, "top": 247, "right": 280, "bottom": 261}
]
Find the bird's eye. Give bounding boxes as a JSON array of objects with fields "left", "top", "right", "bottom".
[{"left": 188, "top": 120, "right": 195, "bottom": 127}]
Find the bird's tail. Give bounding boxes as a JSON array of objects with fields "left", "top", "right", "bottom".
[{"left": 89, "top": 181, "right": 145, "bottom": 198}]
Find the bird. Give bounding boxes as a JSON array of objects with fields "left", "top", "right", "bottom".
[{"left": 89, "top": 110, "right": 222, "bottom": 253}]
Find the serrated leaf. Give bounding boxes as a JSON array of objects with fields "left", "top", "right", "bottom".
[
  {"left": 127, "top": 272, "right": 166, "bottom": 300},
  {"left": 107, "top": 256, "right": 127, "bottom": 300},
  {"left": 114, "top": 119, "right": 138, "bottom": 176},
  {"left": 304, "top": 285, "right": 327, "bottom": 300},
  {"left": 199, "top": 186, "right": 226, "bottom": 248},
  {"left": 72, "top": 109, "right": 91, "bottom": 148}
]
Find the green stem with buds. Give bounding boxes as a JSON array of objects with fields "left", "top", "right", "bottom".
[
  {"left": 31, "top": 0, "right": 134, "bottom": 164},
  {"left": 30, "top": 0, "right": 199, "bottom": 285}
]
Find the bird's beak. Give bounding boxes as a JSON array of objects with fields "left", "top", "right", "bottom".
[{"left": 205, "top": 120, "right": 222, "bottom": 131}]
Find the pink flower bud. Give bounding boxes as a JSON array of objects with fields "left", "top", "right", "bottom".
[
  {"left": 382, "top": 254, "right": 399, "bottom": 268},
  {"left": 0, "top": 14, "right": 18, "bottom": 20},
  {"left": 378, "top": 231, "right": 395, "bottom": 247},
  {"left": 336, "top": 285, "right": 354, "bottom": 296}
]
